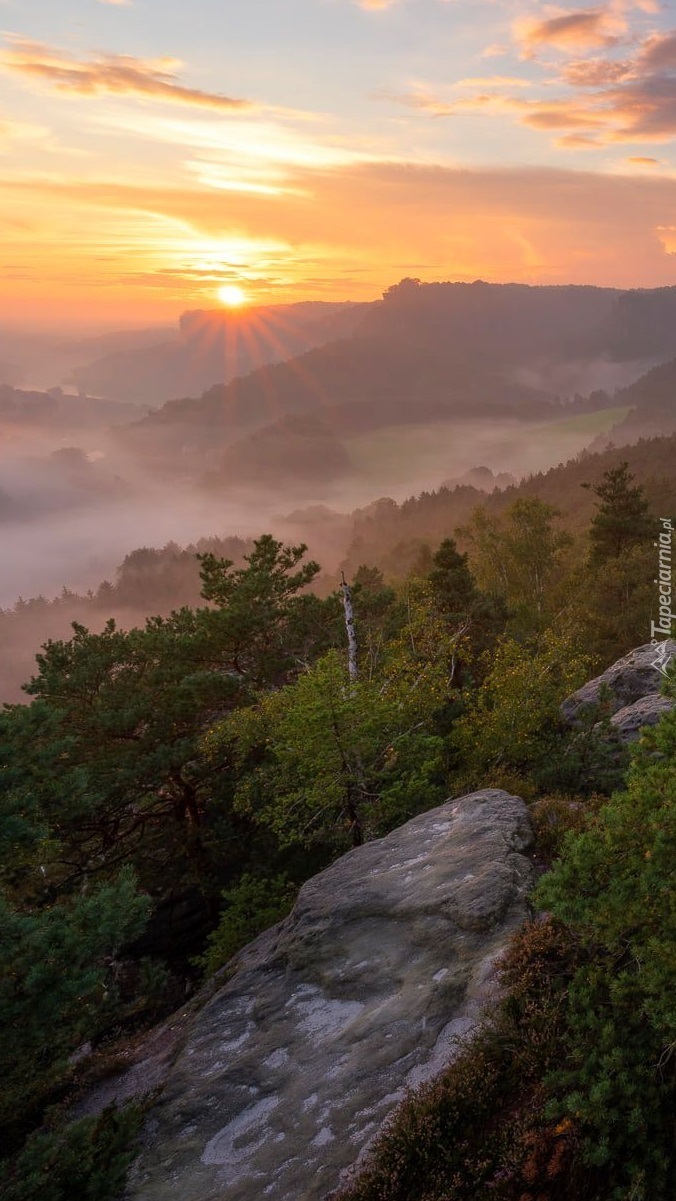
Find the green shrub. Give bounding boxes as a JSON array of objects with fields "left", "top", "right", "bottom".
[
  {"left": 536, "top": 699, "right": 676, "bottom": 1200},
  {"left": 0, "top": 1104, "right": 143, "bottom": 1201},
  {"left": 196, "top": 872, "right": 298, "bottom": 976}
]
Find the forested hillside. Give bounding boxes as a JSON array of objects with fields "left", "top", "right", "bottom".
[
  {"left": 2, "top": 436, "right": 674, "bottom": 703},
  {"left": 1, "top": 452, "right": 674, "bottom": 1199}
]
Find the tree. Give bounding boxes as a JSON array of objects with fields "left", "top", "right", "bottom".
[
  {"left": 197, "top": 534, "right": 321, "bottom": 685},
  {"left": 0, "top": 868, "right": 148, "bottom": 1144},
  {"left": 0, "top": 537, "right": 326, "bottom": 899},
  {"left": 570, "top": 465, "right": 656, "bottom": 661},
  {"left": 428, "top": 538, "right": 478, "bottom": 617},
  {"left": 206, "top": 582, "right": 460, "bottom": 850},
  {"left": 427, "top": 538, "right": 507, "bottom": 676},
  {"left": 583, "top": 461, "right": 653, "bottom": 565},
  {"left": 450, "top": 628, "right": 591, "bottom": 792},
  {"left": 537, "top": 670, "right": 676, "bottom": 1198},
  {"left": 457, "top": 498, "right": 573, "bottom": 636}
]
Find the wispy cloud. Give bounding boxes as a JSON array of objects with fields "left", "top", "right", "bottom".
[
  {"left": 562, "top": 58, "right": 632, "bottom": 86},
  {"left": 0, "top": 38, "right": 252, "bottom": 111},
  {"left": 5, "top": 161, "right": 676, "bottom": 313},
  {"left": 386, "top": 85, "right": 607, "bottom": 130},
  {"left": 556, "top": 132, "right": 604, "bottom": 147},
  {"left": 356, "top": 0, "right": 397, "bottom": 9},
  {"left": 561, "top": 29, "right": 676, "bottom": 142},
  {"left": 516, "top": 8, "right": 626, "bottom": 56}
]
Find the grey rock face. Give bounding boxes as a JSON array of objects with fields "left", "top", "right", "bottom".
[
  {"left": 610, "top": 693, "right": 675, "bottom": 742},
  {"left": 125, "top": 789, "right": 533, "bottom": 1201},
  {"left": 561, "top": 640, "right": 676, "bottom": 724}
]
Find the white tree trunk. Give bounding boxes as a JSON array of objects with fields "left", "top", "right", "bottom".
[{"left": 341, "top": 574, "right": 359, "bottom": 682}]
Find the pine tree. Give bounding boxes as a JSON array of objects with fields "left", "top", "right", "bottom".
[{"left": 583, "top": 461, "right": 653, "bottom": 564}]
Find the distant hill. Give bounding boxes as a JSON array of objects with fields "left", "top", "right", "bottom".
[
  {"left": 339, "top": 433, "right": 676, "bottom": 578},
  {"left": 587, "top": 358, "right": 676, "bottom": 449},
  {"left": 121, "top": 280, "right": 676, "bottom": 463},
  {"left": 70, "top": 301, "right": 369, "bottom": 406},
  {"left": 0, "top": 384, "right": 139, "bottom": 429}
]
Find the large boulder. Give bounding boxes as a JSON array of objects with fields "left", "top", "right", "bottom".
[
  {"left": 124, "top": 789, "right": 534, "bottom": 1201},
  {"left": 610, "top": 694, "right": 675, "bottom": 743},
  {"left": 561, "top": 641, "right": 676, "bottom": 725}
]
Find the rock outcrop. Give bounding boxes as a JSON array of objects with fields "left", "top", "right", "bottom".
[
  {"left": 124, "top": 789, "right": 533, "bottom": 1201},
  {"left": 609, "top": 694, "right": 675, "bottom": 743},
  {"left": 561, "top": 640, "right": 676, "bottom": 741}
]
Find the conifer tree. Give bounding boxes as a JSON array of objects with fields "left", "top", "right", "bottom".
[{"left": 583, "top": 461, "right": 653, "bottom": 564}]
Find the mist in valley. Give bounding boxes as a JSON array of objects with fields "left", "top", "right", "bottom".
[{"left": 3, "top": 283, "right": 676, "bottom": 704}]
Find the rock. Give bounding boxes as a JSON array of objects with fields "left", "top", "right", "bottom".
[
  {"left": 124, "top": 789, "right": 534, "bottom": 1201},
  {"left": 610, "top": 693, "right": 675, "bottom": 743},
  {"left": 561, "top": 640, "right": 676, "bottom": 724}
]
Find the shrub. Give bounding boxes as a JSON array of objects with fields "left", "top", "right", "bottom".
[
  {"left": 0, "top": 1104, "right": 143, "bottom": 1201},
  {"left": 196, "top": 872, "right": 298, "bottom": 977}
]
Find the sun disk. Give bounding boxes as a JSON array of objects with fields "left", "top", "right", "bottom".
[{"left": 217, "top": 284, "right": 248, "bottom": 308}]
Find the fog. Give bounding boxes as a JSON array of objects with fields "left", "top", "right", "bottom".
[
  {"left": 2, "top": 287, "right": 669, "bottom": 704},
  {"left": 0, "top": 408, "right": 619, "bottom": 607}
]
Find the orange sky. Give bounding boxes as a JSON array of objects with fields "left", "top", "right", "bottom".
[{"left": 0, "top": 2, "right": 675, "bottom": 328}]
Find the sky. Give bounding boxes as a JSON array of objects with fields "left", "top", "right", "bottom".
[{"left": 0, "top": 0, "right": 675, "bottom": 327}]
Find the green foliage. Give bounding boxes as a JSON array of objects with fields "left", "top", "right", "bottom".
[
  {"left": 206, "top": 582, "right": 457, "bottom": 850},
  {"left": 536, "top": 688, "right": 676, "bottom": 1199},
  {"left": 427, "top": 538, "right": 478, "bottom": 617},
  {"left": 427, "top": 538, "right": 507, "bottom": 679},
  {"left": 457, "top": 497, "right": 573, "bottom": 637},
  {"left": 197, "top": 872, "right": 298, "bottom": 977},
  {"left": 197, "top": 534, "right": 321, "bottom": 685},
  {"left": 0, "top": 536, "right": 327, "bottom": 900},
  {"left": 583, "top": 461, "right": 653, "bottom": 565},
  {"left": 569, "top": 542, "right": 657, "bottom": 668},
  {"left": 451, "top": 628, "right": 591, "bottom": 792},
  {"left": 0, "top": 1104, "right": 143, "bottom": 1201},
  {"left": 0, "top": 867, "right": 149, "bottom": 1140},
  {"left": 529, "top": 794, "right": 602, "bottom": 864}
]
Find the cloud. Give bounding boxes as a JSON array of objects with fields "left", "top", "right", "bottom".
[
  {"left": 356, "top": 0, "right": 396, "bottom": 8},
  {"left": 0, "top": 38, "right": 252, "bottom": 111},
  {"left": 639, "top": 31, "right": 676, "bottom": 71},
  {"left": 481, "top": 44, "right": 509, "bottom": 59},
  {"left": 523, "top": 104, "right": 607, "bottom": 129},
  {"left": 627, "top": 155, "right": 660, "bottom": 165},
  {"left": 605, "top": 73, "right": 676, "bottom": 140},
  {"left": 516, "top": 8, "right": 625, "bottom": 56},
  {"left": 562, "top": 58, "right": 632, "bottom": 86},
  {"left": 386, "top": 85, "right": 609, "bottom": 131},
  {"left": 453, "top": 76, "right": 532, "bottom": 88},
  {"left": 6, "top": 157, "right": 676, "bottom": 331},
  {"left": 98, "top": 0, "right": 132, "bottom": 6},
  {"left": 556, "top": 132, "right": 604, "bottom": 147}
]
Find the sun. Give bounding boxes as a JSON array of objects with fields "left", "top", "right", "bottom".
[{"left": 217, "top": 284, "right": 248, "bottom": 308}]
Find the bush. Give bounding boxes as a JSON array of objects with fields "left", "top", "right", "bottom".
[
  {"left": 196, "top": 873, "right": 298, "bottom": 977},
  {"left": 0, "top": 1104, "right": 143, "bottom": 1201},
  {"left": 536, "top": 694, "right": 676, "bottom": 1200}
]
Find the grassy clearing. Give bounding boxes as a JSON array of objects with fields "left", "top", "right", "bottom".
[
  {"left": 343, "top": 407, "right": 634, "bottom": 491},
  {"left": 530, "top": 406, "right": 632, "bottom": 437}
]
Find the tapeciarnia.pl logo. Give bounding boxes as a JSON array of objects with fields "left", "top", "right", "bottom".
[{"left": 651, "top": 517, "right": 674, "bottom": 677}]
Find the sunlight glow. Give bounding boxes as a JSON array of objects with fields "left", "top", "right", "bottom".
[{"left": 217, "top": 284, "right": 248, "bottom": 307}]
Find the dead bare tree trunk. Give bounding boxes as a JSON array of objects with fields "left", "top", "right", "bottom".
[
  {"left": 340, "top": 574, "right": 367, "bottom": 844},
  {"left": 341, "top": 573, "right": 359, "bottom": 683}
]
